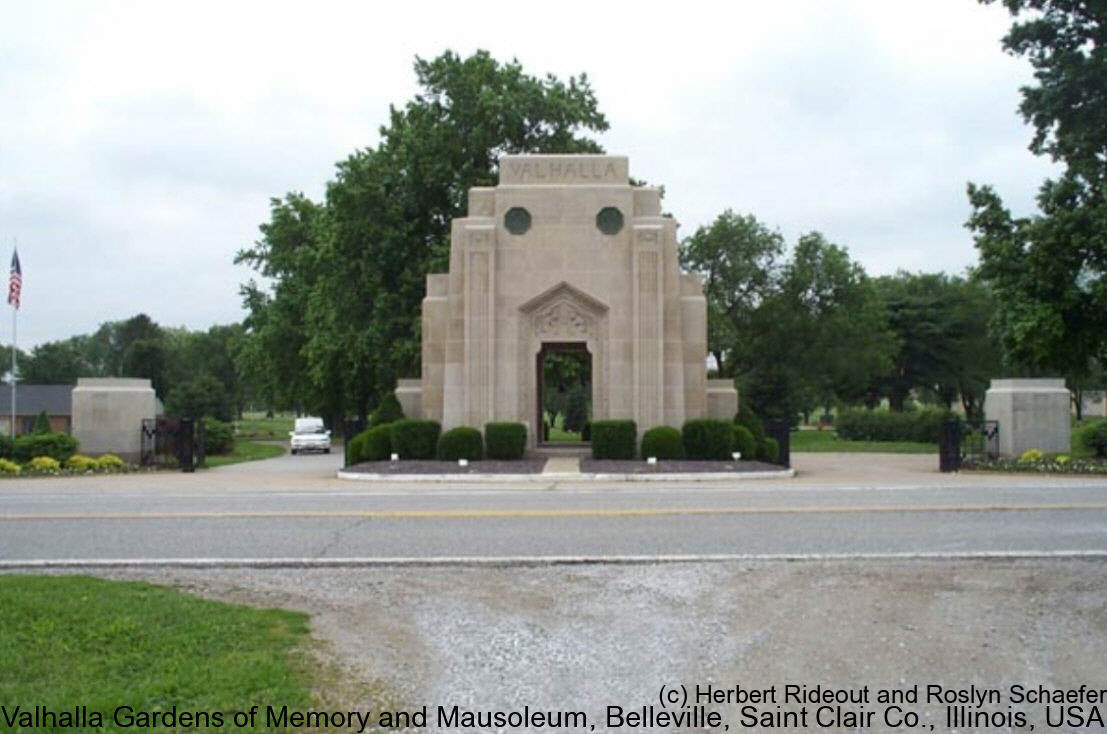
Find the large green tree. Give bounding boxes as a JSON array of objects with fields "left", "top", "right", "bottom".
[
  {"left": 678, "top": 210, "right": 784, "bottom": 378},
  {"left": 238, "top": 50, "right": 609, "bottom": 423},
  {"left": 872, "top": 273, "right": 1000, "bottom": 416},
  {"left": 683, "top": 219, "right": 893, "bottom": 421},
  {"left": 968, "top": 0, "right": 1107, "bottom": 381}
]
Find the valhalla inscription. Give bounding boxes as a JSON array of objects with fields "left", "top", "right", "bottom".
[{"left": 500, "top": 155, "right": 627, "bottom": 185}]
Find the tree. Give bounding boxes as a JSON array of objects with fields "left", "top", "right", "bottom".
[
  {"left": 968, "top": 1, "right": 1107, "bottom": 385},
  {"left": 22, "top": 339, "right": 92, "bottom": 383},
  {"left": 678, "top": 211, "right": 784, "bottom": 377},
  {"left": 872, "top": 273, "right": 1000, "bottom": 415},
  {"left": 32, "top": 410, "right": 50, "bottom": 434},
  {"left": 164, "top": 374, "right": 234, "bottom": 421},
  {"left": 238, "top": 50, "right": 609, "bottom": 423},
  {"left": 120, "top": 337, "right": 168, "bottom": 397}
]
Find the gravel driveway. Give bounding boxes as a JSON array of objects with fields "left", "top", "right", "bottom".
[{"left": 87, "top": 558, "right": 1107, "bottom": 730}]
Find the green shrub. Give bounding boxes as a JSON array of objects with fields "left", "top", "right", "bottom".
[
  {"left": 347, "top": 423, "right": 394, "bottom": 464},
  {"left": 591, "top": 420, "right": 637, "bottom": 459},
  {"left": 94, "top": 454, "right": 126, "bottom": 472},
  {"left": 203, "top": 418, "right": 235, "bottom": 455},
  {"left": 0, "top": 434, "right": 12, "bottom": 459},
  {"left": 732, "top": 425, "right": 757, "bottom": 460},
  {"left": 485, "top": 422, "right": 527, "bottom": 460},
  {"left": 27, "top": 456, "right": 61, "bottom": 473},
  {"left": 14, "top": 432, "right": 78, "bottom": 463},
  {"left": 437, "top": 427, "right": 483, "bottom": 461},
  {"left": 0, "top": 458, "right": 20, "bottom": 474},
  {"left": 581, "top": 421, "right": 591, "bottom": 442},
  {"left": 735, "top": 403, "right": 765, "bottom": 443},
  {"left": 390, "top": 419, "right": 440, "bottom": 460},
  {"left": 369, "top": 392, "right": 405, "bottom": 427},
  {"left": 758, "top": 437, "right": 780, "bottom": 464},
  {"left": 32, "top": 410, "right": 51, "bottom": 434},
  {"left": 65, "top": 454, "right": 96, "bottom": 472},
  {"left": 640, "top": 426, "right": 684, "bottom": 460},
  {"left": 835, "top": 408, "right": 955, "bottom": 443},
  {"left": 1078, "top": 420, "right": 1107, "bottom": 458},
  {"left": 682, "top": 418, "right": 734, "bottom": 460}
]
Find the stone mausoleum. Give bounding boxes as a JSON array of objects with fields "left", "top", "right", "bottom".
[{"left": 396, "top": 154, "right": 736, "bottom": 447}]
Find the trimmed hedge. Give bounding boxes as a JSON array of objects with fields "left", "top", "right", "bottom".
[
  {"left": 13, "top": 432, "right": 78, "bottom": 463},
  {"left": 1078, "top": 420, "right": 1107, "bottom": 458},
  {"left": 735, "top": 403, "right": 765, "bottom": 443},
  {"left": 591, "top": 420, "right": 637, "bottom": 459},
  {"left": 485, "top": 422, "right": 527, "bottom": 459},
  {"left": 640, "top": 426, "right": 684, "bottom": 460},
  {"left": 390, "top": 419, "right": 441, "bottom": 460},
  {"left": 347, "top": 423, "right": 393, "bottom": 464},
  {"left": 203, "top": 418, "right": 235, "bottom": 455},
  {"left": 732, "top": 424, "right": 756, "bottom": 460},
  {"left": 835, "top": 408, "right": 955, "bottom": 443},
  {"left": 682, "top": 418, "right": 734, "bottom": 460},
  {"left": 369, "top": 391, "right": 405, "bottom": 427},
  {"left": 437, "top": 426, "right": 483, "bottom": 461},
  {"left": 758, "top": 437, "right": 780, "bottom": 464}
]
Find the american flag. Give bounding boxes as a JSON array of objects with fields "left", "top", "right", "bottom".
[{"left": 8, "top": 249, "right": 21, "bottom": 310}]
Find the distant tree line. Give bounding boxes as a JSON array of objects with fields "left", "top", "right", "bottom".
[{"left": 11, "top": 313, "right": 246, "bottom": 421}]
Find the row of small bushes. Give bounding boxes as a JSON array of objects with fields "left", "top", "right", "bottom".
[
  {"left": 0, "top": 453, "right": 128, "bottom": 476},
  {"left": 0, "top": 432, "right": 80, "bottom": 463},
  {"left": 593, "top": 418, "right": 779, "bottom": 463},
  {"left": 347, "top": 420, "right": 530, "bottom": 463},
  {"left": 835, "top": 408, "right": 956, "bottom": 443}
]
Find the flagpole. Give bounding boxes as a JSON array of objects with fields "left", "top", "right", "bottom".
[{"left": 9, "top": 238, "right": 15, "bottom": 440}]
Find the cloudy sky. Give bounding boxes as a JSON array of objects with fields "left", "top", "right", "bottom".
[{"left": 0, "top": 0, "right": 1056, "bottom": 347}]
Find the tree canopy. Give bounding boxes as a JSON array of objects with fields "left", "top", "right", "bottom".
[
  {"left": 968, "top": 0, "right": 1107, "bottom": 381},
  {"left": 237, "top": 50, "right": 609, "bottom": 425}
]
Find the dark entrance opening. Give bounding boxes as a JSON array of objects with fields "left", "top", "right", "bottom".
[{"left": 537, "top": 342, "right": 591, "bottom": 445}]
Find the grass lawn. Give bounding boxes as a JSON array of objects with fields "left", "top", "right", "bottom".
[
  {"left": 234, "top": 412, "right": 295, "bottom": 440},
  {"left": 790, "top": 429, "right": 937, "bottom": 454},
  {"left": 0, "top": 575, "right": 312, "bottom": 731},
  {"left": 204, "top": 440, "right": 285, "bottom": 468}
]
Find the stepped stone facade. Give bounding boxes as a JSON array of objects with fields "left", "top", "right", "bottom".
[{"left": 397, "top": 154, "right": 737, "bottom": 447}]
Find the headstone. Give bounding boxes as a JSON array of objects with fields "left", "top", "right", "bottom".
[
  {"left": 71, "top": 377, "right": 157, "bottom": 462},
  {"left": 405, "top": 154, "right": 736, "bottom": 447},
  {"left": 984, "top": 378, "right": 1071, "bottom": 457}
]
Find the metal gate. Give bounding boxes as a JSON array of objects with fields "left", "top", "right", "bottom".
[
  {"left": 939, "top": 420, "right": 999, "bottom": 472},
  {"left": 140, "top": 417, "right": 206, "bottom": 471}
]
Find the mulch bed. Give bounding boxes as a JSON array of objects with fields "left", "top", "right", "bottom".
[
  {"left": 580, "top": 459, "right": 785, "bottom": 473},
  {"left": 344, "top": 458, "right": 547, "bottom": 475}
]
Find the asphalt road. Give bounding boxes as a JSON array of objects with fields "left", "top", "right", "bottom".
[{"left": 2, "top": 451, "right": 1107, "bottom": 562}]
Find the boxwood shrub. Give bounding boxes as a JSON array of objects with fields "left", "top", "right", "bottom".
[
  {"left": 682, "top": 418, "right": 734, "bottom": 460},
  {"left": 485, "top": 422, "right": 527, "bottom": 460},
  {"left": 437, "top": 426, "right": 483, "bottom": 461},
  {"left": 735, "top": 403, "right": 765, "bottom": 443},
  {"left": 369, "top": 392, "right": 404, "bottom": 427},
  {"left": 347, "top": 423, "right": 393, "bottom": 464},
  {"left": 1078, "top": 420, "right": 1107, "bottom": 458},
  {"left": 390, "top": 419, "right": 441, "bottom": 460},
  {"left": 14, "top": 432, "right": 78, "bottom": 463},
  {"left": 732, "top": 424, "right": 757, "bottom": 461},
  {"left": 640, "top": 426, "right": 683, "bottom": 460},
  {"left": 758, "top": 437, "right": 780, "bottom": 464},
  {"left": 203, "top": 418, "right": 235, "bottom": 455},
  {"left": 591, "top": 420, "right": 637, "bottom": 460},
  {"left": 835, "top": 408, "right": 955, "bottom": 443}
]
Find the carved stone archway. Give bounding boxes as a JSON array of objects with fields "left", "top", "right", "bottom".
[{"left": 518, "top": 282, "right": 608, "bottom": 444}]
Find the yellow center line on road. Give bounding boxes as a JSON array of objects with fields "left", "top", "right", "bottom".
[{"left": 3, "top": 502, "right": 1107, "bottom": 521}]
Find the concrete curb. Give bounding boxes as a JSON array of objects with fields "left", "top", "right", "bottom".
[
  {"left": 335, "top": 468, "right": 796, "bottom": 482},
  {"left": 2, "top": 549, "right": 1105, "bottom": 570}
]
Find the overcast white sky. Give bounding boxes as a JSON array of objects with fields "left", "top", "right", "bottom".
[{"left": 0, "top": 0, "right": 1056, "bottom": 347}]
